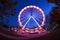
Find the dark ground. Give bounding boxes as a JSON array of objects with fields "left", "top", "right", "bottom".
[{"left": 0, "top": 29, "right": 60, "bottom": 40}]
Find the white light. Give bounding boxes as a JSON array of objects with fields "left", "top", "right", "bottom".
[{"left": 18, "top": 5, "right": 46, "bottom": 32}]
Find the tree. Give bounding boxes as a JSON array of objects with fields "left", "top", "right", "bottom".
[
  {"left": 47, "top": 0, "right": 60, "bottom": 31},
  {"left": 48, "top": 0, "right": 60, "bottom": 6},
  {"left": 0, "top": 0, "right": 18, "bottom": 26},
  {"left": 48, "top": 7, "right": 60, "bottom": 31}
]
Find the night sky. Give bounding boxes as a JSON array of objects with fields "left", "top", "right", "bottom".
[{"left": 4, "top": 0, "right": 55, "bottom": 27}]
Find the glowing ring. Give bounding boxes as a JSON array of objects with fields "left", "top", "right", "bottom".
[{"left": 18, "top": 5, "right": 45, "bottom": 33}]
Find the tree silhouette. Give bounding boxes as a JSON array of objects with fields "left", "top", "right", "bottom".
[
  {"left": 48, "top": 0, "right": 60, "bottom": 31},
  {"left": 0, "top": 0, "right": 18, "bottom": 26}
]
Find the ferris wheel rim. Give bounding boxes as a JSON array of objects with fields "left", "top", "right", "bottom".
[{"left": 18, "top": 5, "right": 46, "bottom": 30}]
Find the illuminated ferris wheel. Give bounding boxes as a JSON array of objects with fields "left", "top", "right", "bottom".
[{"left": 18, "top": 5, "right": 46, "bottom": 33}]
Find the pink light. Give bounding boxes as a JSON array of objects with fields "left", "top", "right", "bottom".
[{"left": 18, "top": 5, "right": 45, "bottom": 33}]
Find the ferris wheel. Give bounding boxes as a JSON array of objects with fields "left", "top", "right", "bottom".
[{"left": 18, "top": 5, "right": 46, "bottom": 33}]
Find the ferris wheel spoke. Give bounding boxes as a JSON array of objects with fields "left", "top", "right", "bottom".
[
  {"left": 23, "top": 16, "right": 32, "bottom": 28},
  {"left": 35, "top": 17, "right": 43, "bottom": 22},
  {"left": 23, "top": 16, "right": 40, "bottom": 28},
  {"left": 31, "top": 16, "right": 40, "bottom": 27},
  {"left": 36, "top": 20, "right": 42, "bottom": 24}
]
